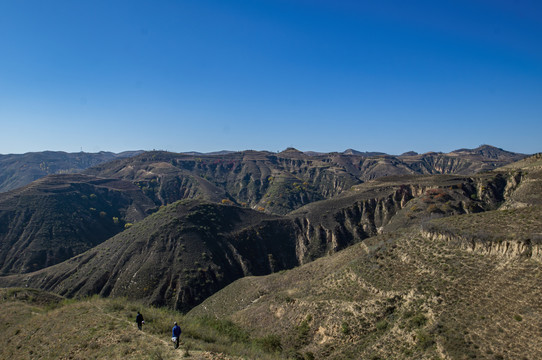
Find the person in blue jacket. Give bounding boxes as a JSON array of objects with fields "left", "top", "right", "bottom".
[{"left": 172, "top": 321, "right": 182, "bottom": 349}]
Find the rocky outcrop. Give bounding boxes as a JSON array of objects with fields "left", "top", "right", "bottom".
[
  {"left": 291, "top": 185, "right": 420, "bottom": 264},
  {"left": 422, "top": 230, "right": 542, "bottom": 261},
  {"left": 290, "top": 172, "right": 527, "bottom": 264}
]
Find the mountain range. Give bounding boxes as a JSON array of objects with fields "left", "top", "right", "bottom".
[{"left": 1, "top": 145, "right": 540, "bottom": 359}]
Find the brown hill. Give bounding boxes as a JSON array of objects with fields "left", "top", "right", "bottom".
[{"left": 0, "top": 200, "right": 300, "bottom": 312}]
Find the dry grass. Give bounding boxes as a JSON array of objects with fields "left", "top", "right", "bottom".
[
  {"left": 0, "top": 288, "right": 286, "bottom": 360},
  {"left": 187, "top": 227, "right": 542, "bottom": 359}
]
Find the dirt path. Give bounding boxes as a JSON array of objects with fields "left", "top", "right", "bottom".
[{"left": 91, "top": 301, "right": 242, "bottom": 360}]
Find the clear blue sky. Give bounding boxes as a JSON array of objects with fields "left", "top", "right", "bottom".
[{"left": 1, "top": 0, "right": 541, "bottom": 155}]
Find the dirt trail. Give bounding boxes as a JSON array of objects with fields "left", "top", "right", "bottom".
[{"left": 92, "top": 302, "right": 242, "bottom": 360}]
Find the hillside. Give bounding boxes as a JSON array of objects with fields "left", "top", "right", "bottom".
[
  {"left": 179, "top": 160, "right": 542, "bottom": 359},
  {"left": 3, "top": 206, "right": 540, "bottom": 359},
  {"left": 188, "top": 216, "right": 542, "bottom": 359},
  {"left": 0, "top": 288, "right": 251, "bottom": 360},
  {"left": 0, "top": 152, "right": 540, "bottom": 359},
  {"left": 0, "top": 174, "right": 155, "bottom": 274},
  {"left": 0, "top": 150, "right": 142, "bottom": 193}
]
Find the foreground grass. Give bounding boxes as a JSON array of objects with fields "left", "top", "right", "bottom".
[{"left": 0, "top": 288, "right": 281, "bottom": 360}]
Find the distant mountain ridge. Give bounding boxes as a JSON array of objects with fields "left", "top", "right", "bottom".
[
  {"left": 0, "top": 150, "right": 143, "bottom": 193},
  {"left": 81, "top": 145, "right": 527, "bottom": 215},
  {"left": 0, "top": 146, "right": 527, "bottom": 195}
]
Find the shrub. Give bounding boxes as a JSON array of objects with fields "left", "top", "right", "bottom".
[
  {"left": 416, "top": 329, "right": 435, "bottom": 349},
  {"left": 341, "top": 321, "right": 350, "bottom": 335},
  {"left": 408, "top": 314, "right": 428, "bottom": 329},
  {"left": 295, "top": 317, "right": 312, "bottom": 345},
  {"left": 375, "top": 320, "right": 388, "bottom": 331},
  {"left": 254, "top": 334, "right": 282, "bottom": 353}
]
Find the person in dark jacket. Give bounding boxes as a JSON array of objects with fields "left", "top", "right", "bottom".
[
  {"left": 136, "top": 311, "right": 144, "bottom": 330},
  {"left": 172, "top": 321, "right": 182, "bottom": 349}
]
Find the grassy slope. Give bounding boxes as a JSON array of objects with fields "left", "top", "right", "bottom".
[
  {"left": 1, "top": 288, "right": 281, "bottom": 360},
  {"left": 188, "top": 221, "right": 542, "bottom": 359},
  {"left": 0, "top": 289, "right": 181, "bottom": 360}
]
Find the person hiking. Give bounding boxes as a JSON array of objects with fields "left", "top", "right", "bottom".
[
  {"left": 136, "top": 311, "right": 144, "bottom": 330},
  {"left": 172, "top": 321, "right": 182, "bottom": 349}
]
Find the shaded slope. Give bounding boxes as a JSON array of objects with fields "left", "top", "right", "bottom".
[
  {"left": 0, "top": 200, "right": 300, "bottom": 312},
  {"left": 0, "top": 174, "right": 156, "bottom": 274}
]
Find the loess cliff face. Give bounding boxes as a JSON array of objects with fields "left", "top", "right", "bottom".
[
  {"left": 422, "top": 229, "right": 542, "bottom": 261},
  {"left": 289, "top": 171, "right": 525, "bottom": 264}
]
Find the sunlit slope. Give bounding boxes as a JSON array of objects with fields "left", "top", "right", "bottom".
[
  {"left": 0, "top": 288, "right": 250, "bottom": 360},
  {"left": 189, "top": 220, "right": 542, "bottom": 359}
]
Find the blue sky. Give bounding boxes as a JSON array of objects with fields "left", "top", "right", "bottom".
[{"left": 1, "top": 0, "right": 541, "bottom": 155}]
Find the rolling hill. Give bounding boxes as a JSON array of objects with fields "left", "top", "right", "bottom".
[{"left": 0, "top": 161, "right": 533, "bottom": 312}]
